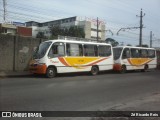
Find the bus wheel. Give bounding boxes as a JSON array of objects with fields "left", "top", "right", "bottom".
[
  {"left": 46, "top": 67, "right": 56, "bottom": 78},
  {"left": 120, "top": 65, "right": 126, "bottom": 74},
  {"left": 91, "top": 66, "right": 99, "bottom": 75},
  {"left": 141, "top": 65, "right": 148, "bottom": 72}
]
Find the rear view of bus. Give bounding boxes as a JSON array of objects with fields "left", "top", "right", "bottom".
[{"left": 113, "top": 46, "right": 157, "bottom": 73}]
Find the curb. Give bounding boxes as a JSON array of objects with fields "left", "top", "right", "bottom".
[{"left": 0, "top": 71, "right": 32, "bottom": 78}]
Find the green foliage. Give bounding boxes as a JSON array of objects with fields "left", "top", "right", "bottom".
[
  {"left": 126, "top": 44, "right": 132, "bottom": 46},
  {"left": 136, "top": 44, "right": 149, "bottom": 48},
  {"left": 50, "top": 25, "right": 61, "bottom": 39},
  {"left": 36, "top": 32, "right": 46, "bottom": 39},
  {"left": 50, "top": 25, "right": 85, "bottom": 39},
  {"left": 106, "top": 38, "right": 119, "bottom": 47}
]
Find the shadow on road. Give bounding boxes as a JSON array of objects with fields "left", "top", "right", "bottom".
[{"left": 2, "top": 70, "right": 155, "bottom": 79}]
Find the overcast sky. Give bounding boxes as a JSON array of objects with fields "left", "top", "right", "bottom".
[{"left": 0, "top": 0, "right": 160, "bottom": 47}]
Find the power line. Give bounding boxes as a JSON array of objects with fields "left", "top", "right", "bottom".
[
  {"left": 0, "top": 9, "right": 50, "bottom": 20},
  {"left": 117, "top": 27, "right": 140, "bottom": 35},
  {"left": 116, "top": 9, "right": 146, "bottom": 46}
]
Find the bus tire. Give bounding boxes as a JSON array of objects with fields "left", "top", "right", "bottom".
[
  {"left": 91, "top": 66, "right": 99, "bottom": 75},
  {"left": 141, "top": 65, "right": 148, "bottom": 72},
  {"left": 46, "top": 67, "right": 56, "bottom": 78},
  {"left": 120, "top": 65, "right": 126, "bottom": 74}
]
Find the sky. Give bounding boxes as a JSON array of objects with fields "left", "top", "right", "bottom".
[{"left": 0, "top": 0, "right": 160, "bottom": 47}]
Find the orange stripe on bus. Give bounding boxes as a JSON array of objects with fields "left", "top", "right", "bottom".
[
  {"left": 58, "top": 57, "right": 69, "bottom": 66},
  {"left": 87, "top": 57, "right": 108, "bottom": 66}
]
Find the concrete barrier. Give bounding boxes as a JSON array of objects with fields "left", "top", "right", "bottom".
[{"left": 0, "top": 34, "right": 46, "bottom": 71}]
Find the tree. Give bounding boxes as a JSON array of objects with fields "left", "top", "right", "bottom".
[
  {"left": 50, "top": 25, "right": 61, "bottom": 39},
  {"left": 36, "top": 32, "right": 46, "bottom": 39},
  {"left": 68, "top": 26, "right": 75, "bottom": 37},
  {"left": 68, "top": 26, "right": 85, "bottom": 38},
  {"left": 136, "top": 44, "right": 149, "bottom": 48},
  {"left": 105, "top": 38, "right": 119, "bottom": 47},
  {"left": 78, "top": 27, "right": 85, "bottom": 38},
  {"left": 126, "top": 44, "right": 132, "bottom": 46},
  {"left": 50, "top": 25, "right": 85, "bottom": 39}
]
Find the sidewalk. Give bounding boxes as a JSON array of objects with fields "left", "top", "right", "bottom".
[{"left": 0, "top": 71, "right": 32, "bottom": 77}]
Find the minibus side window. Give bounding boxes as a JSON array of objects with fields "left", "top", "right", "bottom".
[
  {"left": 84, "top": 45, "right": 98, "bottom": 56},
  {"left": 140, "top": 49, "right": 148, "bottom": 58},
  {"left": 122, "top": 48, "right": 130, "bottom": 59},
  {"left": 48, "top": 42, "right": 65, "bottom": 58},
  {"left": 148, "top": 50, "right": 155, "bottom": 58},
  {"left": 131, "top": 48, "right": 140, "bottom": 58},
  {"left": 66, "top": 43, "right": 83, "bottom": 56},
  {"left": 98, "top": 45, "right": 111, "bottom": 57}
]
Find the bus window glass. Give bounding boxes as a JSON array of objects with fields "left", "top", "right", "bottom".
[
  {"left": 157, "top": 51, "right": 160, "bottom": 59},
  {"left": 140, "top": 49, "right": 148, "bottom": 58},
  {"left": 148, "top": 50, "right": 155, "bottom": 58},
  {"left": 131, "top": 48, "right": 140, "bottom": 58},
  {"left": 66, "top": 43, "right": 83, "bottom": 56},
  {"left": 122, "top": 48, "right": 130, "bottom": 59},
  {"left": 94, "top": 45, "right": 98, "bottom": 56},
  {"left": 99, "top": 45, "right": 111, "bottom": 57},
  {"left": 84, "top": 45, "right": 97, "bottom": 56},
  {"left": 113, "top": 47, "right": 123, "bottom": 60},
  {"left": 34, "top": 42, "right": 52, "bottom": 59},
  {"left": 48, "top": 42, "right": 65, "bottom": 58}
]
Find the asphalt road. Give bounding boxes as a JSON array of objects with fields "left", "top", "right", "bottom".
[{"left": 0, "top": 70, "right": 160, "bottom": 111}]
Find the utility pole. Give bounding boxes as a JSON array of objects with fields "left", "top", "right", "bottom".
[
  {"left": 136, "top": 9, "right": 145, "bottom": 47},
  {"left": 3, "top": 0, "right": 7, "bottom": 22},
  {"left": 97, "top": 17, "right": 99, "bottom": 41},
  {"left": 150, "top": 31, "right": 154, "bottom": 48},
  {"left": 117, "top": 9, "right": 145, "bottom": 46}
]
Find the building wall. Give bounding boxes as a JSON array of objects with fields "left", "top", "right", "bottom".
[
  {"left": 61, "top": 21, "right": 77, "bottom": 28},
  {"left": 0, "top": 24, "right": 2, "bottom": 32},
  {"left": 0, "top": 23, "right": 32, "bottom": 36},
  {"left": 38, "top": 26, "right": 50, "bottom": 37},
  {"left": 101, "top": 24, "right": 106, "bottom": 40},
  {"left": 30, "top": 26, "right": 39, "bottom": 37},
  {"left": 26, "top": 16, "right": 106, "bottom": 40},
  {"left": 84, "top": 21, "right": 91, "bottom": 39},
  {"left": 0, "top": 35, "right": 14, "bottom": 71},
  {"left": 6, "top": 28, "right": 17, "bottom": 35},
  {"left": 17, "top": 27, "right": 32, "bottom": 37}
]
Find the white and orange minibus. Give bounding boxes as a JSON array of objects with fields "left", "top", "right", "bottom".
[
  {"left": 29, "top": 38, "right": 113, "bottom": 78},
  {"left": 113, "top": 46, "right": 157, "bottom": 73}
]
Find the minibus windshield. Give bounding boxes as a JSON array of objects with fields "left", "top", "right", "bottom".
[
  {"left": 33, "top": 42, "right": 52, "bottom": 59},
  {"left": 113, "top": 47, "right": 123, "bottom": 60}
]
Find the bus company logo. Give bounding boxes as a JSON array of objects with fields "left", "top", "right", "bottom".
[
  {"left": 50, "top": 60, "right": 59, "bottom": 64},
  {"left": 2, "top": 112, "right": 11, "bottom": 117}
]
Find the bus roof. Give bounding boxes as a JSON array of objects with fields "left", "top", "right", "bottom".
[
  {"left": 43, "top": 39, "right": 111, "bottom": 46},
  {"left": 113, "top": 46, "right": 156, "bottom": 50}
]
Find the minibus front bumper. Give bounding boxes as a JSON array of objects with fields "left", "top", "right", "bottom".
[
  {"left": 29, "top": 63, "right": 47, "bottom": 74},
  {"left": 113, "top": 64, "right": 122, "bottom": 71}
]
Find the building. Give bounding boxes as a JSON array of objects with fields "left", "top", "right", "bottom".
[
  {"left": 26, "top": 16, "right": 106, "bottom": 41},
  {"left": 0, "top": 22, "right": 32, "bottom": 37}
]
